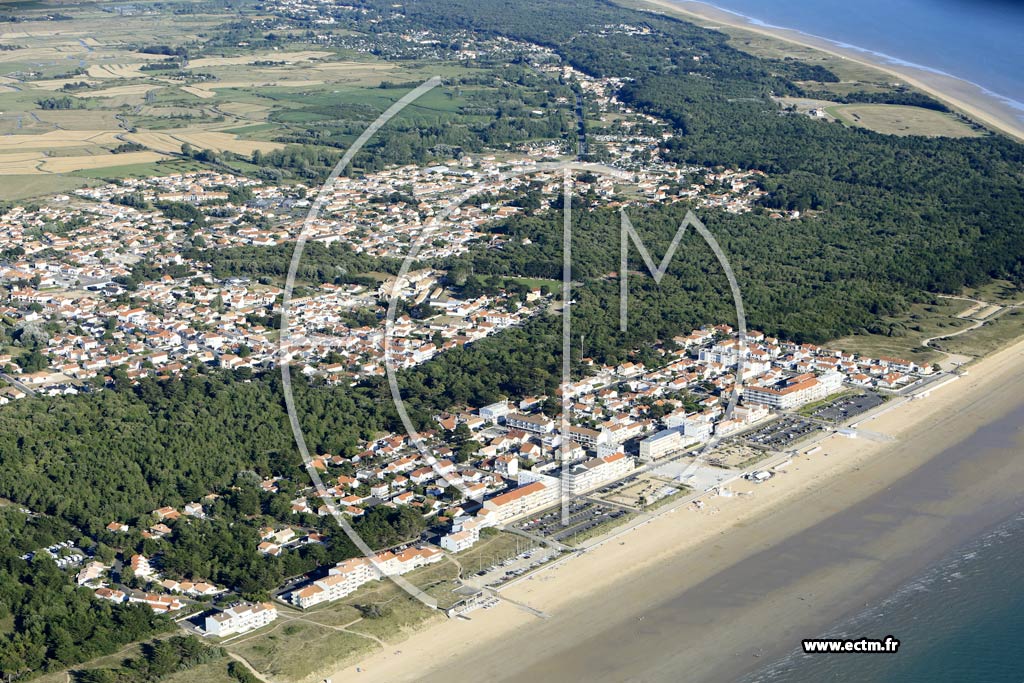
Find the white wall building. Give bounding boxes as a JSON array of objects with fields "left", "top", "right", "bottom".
[
  {"left": 290, "top": 546, "right": 443, "bottom": 609},
  {"left": 205, "top": 602, "right": 278, "bottom": 637},
  {"left": 506, "top": 412, "right": 555, "bottom": 434},
  {"left": 744, "top": 371, "right": 843, "bottom": 410},
  {"left": 440, "top": 528, "right": 479, "bottom": 553},
  {"left": 479, "top": 401, "right": 512, "bottom": 423},
  {"left": 564, "top": 452, "right": 634, "bottom": 496},
  {"left": 639, "top": 427, "right": 697, "bottom": 461},
  {"left": 482, "top": 480, "right": 557, "bottom": 523}
]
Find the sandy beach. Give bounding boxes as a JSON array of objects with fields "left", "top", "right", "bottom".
[
  {"left": 327, "top": 335, "right": 1024, "bottom": 683},
  {"left": 634, "top": 0, "right": 1024, "bottom": 142}
]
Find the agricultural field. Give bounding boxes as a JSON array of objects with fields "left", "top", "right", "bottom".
[
  {"left": 0, "top": 149, "right": 166, "bottom": 174},
  {"left": 0, "top": 3, "right": 479, "bottom": 197},
  {"left": 124, "top": 130, "right": 283, "bottom": 155}
]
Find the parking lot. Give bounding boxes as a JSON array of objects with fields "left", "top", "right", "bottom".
[
  {"left": 811, "top": 392, "right": 885, "bottom": 423},
  {"left": 467, "top": 546, "right": 560, "bottom": 587},
  {"left": 744, "top": 416, "right": 821, "bottom": 449},
  {"left": 592, "top": 474, "right": 644, "bottom": 507},
  {"left": 515, "top": 499, "right": 630, "bottom": 543}
]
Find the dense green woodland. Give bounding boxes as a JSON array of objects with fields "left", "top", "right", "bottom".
[
  {"left": 0, "top": 371, "right": 400, "bottom": 530},
  {"left": 0, "top": 370, "right": 429, "bottom": 679},
  {"left": 379, "top": 0, "right": 1024, "bottom": 294},
  {"left": 71, "top": 635, "right": 225, "bottom": 683},
  {"left": 0, "top": 509, "right": 171, "bottom": 678}
]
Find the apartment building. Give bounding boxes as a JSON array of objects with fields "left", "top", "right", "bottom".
[
  {"left": 205, "top": 602, "right": 278, "bottom": 637},
  {"left": 290, "top": 546, "right": 443, "bottom": 609},
  {"left": 482, "top": 480, "right": 557, "bottom": 523},
  {"left": 639, "top": 427, "right": 697, "bottom": 461},
  {"left": 743, "top": 371, "right": 843, "bottom": 410},
  {"left": 564, "top": 452, "right": 634, "bottom": 496},
  {"left": 506, "top": 413, "right": 556, "bottom": 434}
]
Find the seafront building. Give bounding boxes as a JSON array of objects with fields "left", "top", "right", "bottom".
[
  {"left": 564, "top": 452, "right": 634, "bottom": 496},
  {"left": 481, "top": 479, "right": 558, "bottom": 523},
  {"left": 639, "top": 427, "right": 696, "bottom": 461},
  {"left": 743, "top": 371, "right": 843, "bottom": 410},
  {"left": 205, "top": 602, "right": 278, "bottom": 637},
  {"left": 290, "top": 546, "right": 443, "bottom": 609}
]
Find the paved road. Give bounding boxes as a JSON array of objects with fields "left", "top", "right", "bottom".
[
  {"left": 574, "top": 92, "right": 588, "bottom": 158},
  {"left": 1, "top": 372, "right": 36, "bottom": 396}
]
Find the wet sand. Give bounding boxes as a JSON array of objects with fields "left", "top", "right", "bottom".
[
  {"left": 333, "top": 338, "right": 1024, "bottom": 683},
  {"left": 637, "top": 0, "right": 1024, "bottom": 142}
]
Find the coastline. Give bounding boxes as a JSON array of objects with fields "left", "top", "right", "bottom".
[
  {"left": 328, "top": 336, "right": 1024, "bottom": 683},
  {"left": 631, "top": 0, "right": 1024, "bottom": 142}
]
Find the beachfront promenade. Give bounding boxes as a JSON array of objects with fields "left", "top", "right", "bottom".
[{"left": 327, "top": 336, "right": 1024, "bottom": 683}]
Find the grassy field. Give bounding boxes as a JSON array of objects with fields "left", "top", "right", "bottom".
[
  {"left": 163, "top": 660, "right": 238, "bottom": 683},
  {"left": 0, "top": 173, "right": 99, "bottom": 199},
  {"left": 830, "top": 297, "right": 975, "bottom": 363},
  {"left": 963, "top": 280, "right": 1024, "bottom": 305},
  {"left": 827, "top": 103, "right": 981, "bottom": 137},
  {"left": 229, "top": 619, "right": 376, "bottom": 683},
  {"left": 935, "top": 308, "right": 1024, "bottom": 358},
  {"left": 124, "top": 130, "right": 283, "bottom": 155}
]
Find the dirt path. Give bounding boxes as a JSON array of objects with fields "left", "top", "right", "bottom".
[{"left": 227, "top": 653, "right": 273, "bottom": 683}]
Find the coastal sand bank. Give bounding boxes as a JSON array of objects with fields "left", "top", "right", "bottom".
[
  {"left": 328, "top": 337, "right": 1024, "bottom": 683},
  {"left": 637, "top": 0, "right": 1024, "bottom": 141}
]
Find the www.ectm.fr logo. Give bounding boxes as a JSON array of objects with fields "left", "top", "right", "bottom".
[{"left": 278, "top": 78, "right": 747, "bottom": 609}]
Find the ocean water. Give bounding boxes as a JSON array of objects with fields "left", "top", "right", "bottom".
[
  {"left": 745, "top": 511, "right": 1024, "bottom": 683},
  {"left": 681, "top": 0, "right": 1024, "bottom": 117}
]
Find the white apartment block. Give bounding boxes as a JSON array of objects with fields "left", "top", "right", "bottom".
[
  {"left": 744, "top": 371, "right": 843, "bottom": 410},
  {"left": 505, "top": 412, "right": 555, "bottom": 434},
  {"left": 440, "top": 528, "right": 479, "bottom": 553},
  {"left": 290, "top": 546, "right": 443, "bottom": 609},
  {"left": 479, "top": 401, "right": 512, "bottom": 423},
  {"left": 482, "top": 480, "right": 557, "bottom": 523},
  {"left": 205, "top": 602, "right": 278, "bottom": 637},
  {"left": 639, "top": 427, "right": 697, "bottom": 461},
  {"left": 566, "top": 425, "right": 609, "bottom": 449},
  {"left": 564, "top": 452, "right": 634, "bottom": 496}
]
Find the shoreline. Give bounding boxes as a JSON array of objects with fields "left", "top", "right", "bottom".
[
  {"left": 328, "top": 335, "right": 1024, "bottom": 683},
  {"left": 632, "top": 0, "right": 1024, "bottom": 142}
]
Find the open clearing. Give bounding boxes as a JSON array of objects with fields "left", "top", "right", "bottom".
[
  {"left": 831, "top": 297, "right": 975, "bottom": 363},
  {"left": 180, "top": 85, "right": 216, "bottom": 99},
  {"left": 827, "top": 103, "right": 981, "bottom": 137},
  {"left": 86, "top": 62, "right": 152, "bottom": 79}
]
